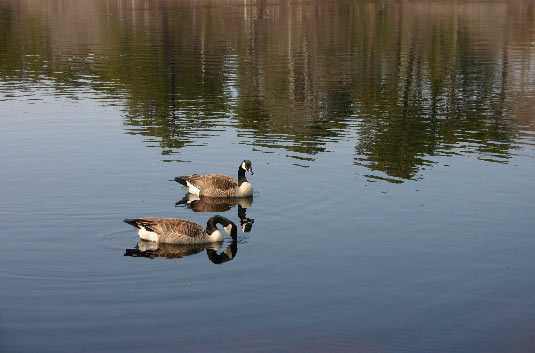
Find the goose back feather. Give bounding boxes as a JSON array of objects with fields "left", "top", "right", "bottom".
[{"left": 177, "top": 174, "right": 239, "bottom": 197}]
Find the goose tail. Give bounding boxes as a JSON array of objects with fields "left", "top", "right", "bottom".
[
  {"left": 174, "top": 176, "right": 188, "bottom": 186},
  {"left": 123, "top": 219, "right": 142, "bottom": 229}
]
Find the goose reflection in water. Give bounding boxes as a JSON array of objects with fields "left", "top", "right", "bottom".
[
  {"left": 124, "top": 240, "right": 237, "bottom": 264},
  {"left": 176, "top": 194, "right": 254, "bottom": 233}
]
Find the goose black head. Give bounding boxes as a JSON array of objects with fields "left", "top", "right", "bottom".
[{"left": 240, "top": 160, "right": 254, "bottom": 175}]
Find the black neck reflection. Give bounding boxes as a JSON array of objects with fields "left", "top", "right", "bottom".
[{"left": 206, "top": 242, "right": 238, "bottom": 264}]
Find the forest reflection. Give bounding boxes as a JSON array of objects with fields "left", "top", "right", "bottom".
[{"left": 1, "top": 0, "right": 534, "bottom": 182}]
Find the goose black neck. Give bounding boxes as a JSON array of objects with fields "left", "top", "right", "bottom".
[
  {"left": 206, "top": 215, "right": 227, "bottom": 234},
  {"left": 238, "top": 167, "right": 247, "bottom": 186},
  {"left": 206, "top": 215, "right": 237, "bottom": 241}
]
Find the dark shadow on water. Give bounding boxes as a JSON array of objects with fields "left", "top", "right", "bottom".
[
  {"left": 124, "top": 240, "right": 238, "bottom": 264},
  {"left": 176, "top": 194, "right": 255, "bottom": 233}
]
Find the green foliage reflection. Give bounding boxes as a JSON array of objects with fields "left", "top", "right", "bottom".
[{"left": 1, "top": 0, "right": 533, "bottom": 182}]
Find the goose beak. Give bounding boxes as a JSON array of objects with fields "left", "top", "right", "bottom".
[{"left": 248, "top": 168, "right": 254, "bottom": 175}]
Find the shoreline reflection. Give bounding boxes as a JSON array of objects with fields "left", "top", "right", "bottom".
[
  {"left": 0, "top": 0, "right": 535, "bottom": 183},
  {"left": 1, "top": 1, "right": 533, "bottom": 183}
]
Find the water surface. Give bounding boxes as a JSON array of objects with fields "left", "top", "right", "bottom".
[{"left": 1, "top": 1, "right": 535, "bottom": 352}]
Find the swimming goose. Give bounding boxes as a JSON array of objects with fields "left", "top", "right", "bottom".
[
  {"left": 175, "top": 160, "right": 254, "bottom": 197},
  {"left": 123, "top": 215, "right": 237, "bottom": 244}
]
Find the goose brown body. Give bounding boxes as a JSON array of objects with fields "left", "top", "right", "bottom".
[
  {"left": 123, "top": 216, "right": 237, "bottom": 244},
  {"left": 183, "top": 174, "right": 242, "bottom": 197}
]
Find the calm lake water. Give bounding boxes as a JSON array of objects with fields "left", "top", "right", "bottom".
[{"left": 1, "top": 1, "right": 535, "bottom": 352}]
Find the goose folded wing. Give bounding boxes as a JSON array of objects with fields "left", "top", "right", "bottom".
[
  {"left": 137, "top": 218, "right": 205, "bottom": 238},
  {"left": 187, "top": 174, "right": 238, "bottom": 191}
]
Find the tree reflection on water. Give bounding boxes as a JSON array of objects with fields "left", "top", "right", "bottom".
[{"left": 1, "top": 0, "right": 534, "bottom": 182}]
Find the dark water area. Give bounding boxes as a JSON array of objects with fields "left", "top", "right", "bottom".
[{"left": 1, "top": 1, "right": 535, "bottom": 352}]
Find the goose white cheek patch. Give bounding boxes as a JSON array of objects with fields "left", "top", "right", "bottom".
[{"left": 224, "top": 224, "right": 233, "bottom": 235}]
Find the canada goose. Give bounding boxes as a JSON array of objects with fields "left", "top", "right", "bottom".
[
  {"left": 175, "top": 160, "right": 254, "bottom": 197},
  {"left": 124, "top": 240, "right": 238, "bottom": 264},
  {"left": 123, "top": 215, "right": 237, "bottom": 244}
]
